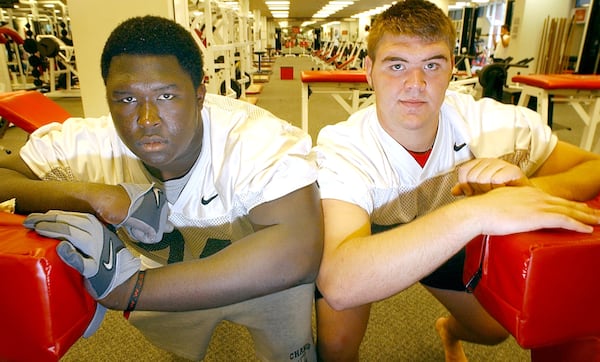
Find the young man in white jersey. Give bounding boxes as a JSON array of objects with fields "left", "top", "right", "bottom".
[
  {"left": 0, "top": 16, "right": 322, "bottom": 361},
  {"left": 312, "top": 1, "right": 600, "bottom": 361}
]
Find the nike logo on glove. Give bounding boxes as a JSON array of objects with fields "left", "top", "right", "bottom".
[
  {"left": 103, "top": 239, "right": 115, "bottom": 270},
  {"left": 201, "top": 194, "right": 219, "bottom": 205},
  {"left": 152, "top": 188, "right": 162, "bottom": 208},
  {"left": 453, "top": 142, "right": 467, "bottom": 152}
]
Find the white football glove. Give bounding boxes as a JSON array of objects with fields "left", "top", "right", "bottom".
[
  {"left": 116, "top": 183, "right": 168, "bottom": 244},
  {"left": 23, "top": 210, "right": 140, "bottom": 300}
]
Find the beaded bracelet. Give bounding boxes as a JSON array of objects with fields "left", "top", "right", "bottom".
[{"left": 125, "top": 270, "right": 146, "bottom": 313}]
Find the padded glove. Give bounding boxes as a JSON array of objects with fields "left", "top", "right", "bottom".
[
  {"left": 23, "top": 210, "right": 141, "bottom": 300},
  {"left": 117, "top": 183, "right": 168, "bottom": 244},
  {"left": 83, "top": 304, "right": 107, "bottom": 338}
]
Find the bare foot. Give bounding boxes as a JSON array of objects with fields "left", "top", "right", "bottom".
[{"left": 435, "top": 317, "right": 468, "bottom": 362}]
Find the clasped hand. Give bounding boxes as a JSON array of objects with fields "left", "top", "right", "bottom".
[
  {"left": 452, "top": 158, "right": 531, "bottom": 196},
  {"left": 116, "top": 183, "right": 169, "bottom": 244}
]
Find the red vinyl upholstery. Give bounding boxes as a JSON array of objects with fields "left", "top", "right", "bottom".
[
  {"left": 0, "top": 90, "right": 71, "bottom": 134},
  {"left": 512, "top": 74, "right": 600, "bottom": 90},
  {"left": 300, "top": 70, "right": 367, "bottom": 83},
  {"left": 464, "top": 195, "right": 600, "bottom": 359},
  {"left": 530, "top": 336, "right": 600, "bottom": 362},
  {"left": 0, "top": 212, "right": 97, "bottom": 362}
]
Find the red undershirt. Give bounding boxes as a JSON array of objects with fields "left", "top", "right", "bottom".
[{"left": 407, "top": 148, "right": 433, "bottom": 168}]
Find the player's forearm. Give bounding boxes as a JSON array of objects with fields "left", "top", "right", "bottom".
[
  {"left": 102, "top": 184, "right": 324, "bottom": 312},
  {"left": 319, "top": 202, "right": 480, "bottom": 310},
  {"left": 531, "top": 160, "right": 600, "bottom": 201},
  {"left": 0, "top": 169, "right": 90, "bottom": 214},
  {"left": 105, "top": 223, "right": 323, "bottom": 312},
  {"left": 320, "top": 186, "right": 600, "bottom": 310},
  {"left": 0, "top": 169, "right": 127, "bottom": 223}
]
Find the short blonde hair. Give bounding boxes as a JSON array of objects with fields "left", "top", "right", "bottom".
[{"left": 367, "top": 0, "right": 456, "bottom": 62}]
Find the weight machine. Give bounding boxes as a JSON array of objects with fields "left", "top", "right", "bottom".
[{"left": 190, "top": 0, "right": 256, "bottom": 99}]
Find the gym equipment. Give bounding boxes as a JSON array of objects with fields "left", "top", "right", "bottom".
[
  {"left": 37, "top": 37, "right": 59, "bottom": 58},
  {"left": 478, "top": 57, "right": 533, "bottom": 102},
  {"left": 21, "top": 23, "right": 50, "bottom": 90},
  {"left": 190, "top": 0, "right": 256, "bottom": 99},
  {"left": 311, "top": 39, "right": 366, "bottom": 71},
  {"left": 0, "top": 212, "right": 97, "bottom": 362},
  {"left": 512, "top": 73, "right": 600, "bottom": 152},
  {"left": 0, "top": 27, "right": 29, "bottom": 90},
  {"left": 478, "top": 62, "right": 509, "bottom": 101},
  {"left": 0, "top": 91, "right": 90, "bottom": 361},
  {"left": 464, "top": 194, "right": 600, "bottom": 360},
  {"left": 0, "top": 90, "right": 71, "bottom": 133},
  {"left": 36, "top": 35, "right": 79, "bottom": 95},
  {"left": 301, "top": 70, "right": 374, "bottom": 132}
]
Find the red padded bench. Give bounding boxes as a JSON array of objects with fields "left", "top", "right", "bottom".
[
  {"left": 0, "top": 90, "right": 71, "bottom": 134},
  {"left": 0, "top": 213, "right": 97, "bottom": 361},
  {"left": 464, "top": 194, "right": 600, "bottom": 361},
  {"left": 512, "top": 74, "right": 600, "bottom": 152},
  {"left": 300, "top": 70, "right": 373, "bottom": 132}
]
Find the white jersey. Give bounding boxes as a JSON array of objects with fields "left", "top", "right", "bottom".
[
  {"left": 314, "top": 90, "right": 556, "bottom": 228},
  {"left": 21, "top": 94, "right": 317, "bottom": 264}
]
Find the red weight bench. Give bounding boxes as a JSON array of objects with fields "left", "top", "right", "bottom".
[
  {"left": 512, "top": 74, "right": 600, "bottom": 152},
  {"left": 300, "top": 70, "right": 373, "bottom": 132},
  {"left": 464, "top": 194, "right": 600, "bottom": 361},
  {"left": 0, "top": 212, "right": 97, "bottom": 362},
  {"left": 0, "top": 90, "right": 71, "bottom": 134}
]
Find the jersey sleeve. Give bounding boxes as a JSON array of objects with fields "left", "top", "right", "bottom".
[
  {"left": 19, "top": 116, "right": 142, "bottom": 184},
  {"left": 446, "top": 92, "right": 557, "bottom": 175},
  {"left": 314, "top": 110, "right": 383, "bottom": 214},
  {"left": 207, "top": 97, "right": 318, "bottom": 211},
  {"left": 243, "top": 119, "right": 317, "bottom": 207}
]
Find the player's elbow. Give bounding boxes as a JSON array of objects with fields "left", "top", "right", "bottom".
[
  {"left": 316, "top": 271, "right": 353, "bottom": 311},
  {"left": 319, "top": 287, "right": 352, "bottom": 311},
  {"left": 291, "top": 219, "right": 324, "bottom": 285},
  {"left": 274, "top": 224, "right": 323, "bottom": 287},
  {"left": 295, "top": 236, "right": 323, "bottom": 284}
]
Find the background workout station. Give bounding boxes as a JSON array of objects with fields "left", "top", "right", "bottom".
[{"left": 0, "top": 0, "right": 599, "bottom": 361}]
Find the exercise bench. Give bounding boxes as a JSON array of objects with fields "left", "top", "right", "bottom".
[
  {"left": 300, "top": 70, "right": 374, "bottom": 132},
  {"left": 464, "top": 194, "right": 600, "bottom": 361},
  {"left": 0, "top": 90, "right": 71, "bottom": 134},
  {"left": 0, "top": 212, "right": 97, "bottom": 361},
  {"left": 512, "top": 74, "right": 600, "bottom": 152},
  {"left": 0, "top": 92, "right": 88, "bottom": 361}
]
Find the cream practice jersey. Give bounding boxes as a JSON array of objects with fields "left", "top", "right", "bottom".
[
  {"left": 21, "top": 94, "right": 317, "bottom": 265},
  {"left": 314, "top": 90, "right": 557, "bottom": 227}
]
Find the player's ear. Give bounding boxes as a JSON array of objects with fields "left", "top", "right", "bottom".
[
  {"left": 365, "top": 56, "right": 373, "bottom": 87},
  {"left": 196, "top": 84, "right": 206, "bottom": 107}
]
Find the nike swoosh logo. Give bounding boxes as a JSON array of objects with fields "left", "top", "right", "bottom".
[
  {"left": 453, "top": 142, "right": 467, "bottom": 152},
  {"left": 201, "top": 194, "right": 219, "bottom": 205},
  {"left": 103, "top": 239, "right": 115, "bottom": 270},
  {"left": 152, "top": 188, "right": 162, "bottom": 207}
]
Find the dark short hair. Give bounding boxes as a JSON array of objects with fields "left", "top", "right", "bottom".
[
  {"left": 100, "top": 15, "right": 204, "bottom": 88},
  {"left": 367, "top": 0, "right": 456, "bottom": 62}
]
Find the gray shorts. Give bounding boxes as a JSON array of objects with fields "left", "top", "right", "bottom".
[{"left": 128, "top": 282, "right": 316, "bottom": 361}]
